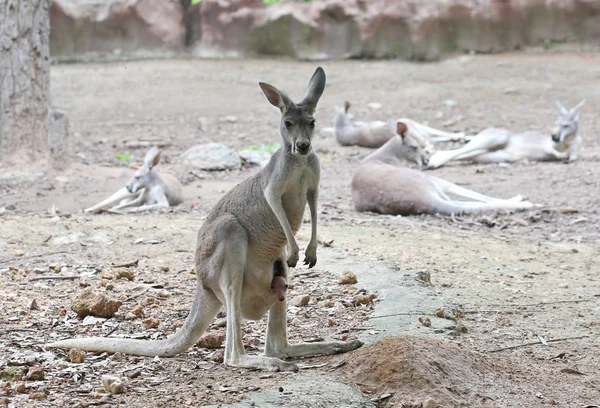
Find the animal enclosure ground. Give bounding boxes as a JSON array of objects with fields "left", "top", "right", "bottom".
[{"left": 1, "top": 53, "right": 599, "bottom": 407}]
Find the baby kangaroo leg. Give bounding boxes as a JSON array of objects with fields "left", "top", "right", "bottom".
[{"left": 264, "top": 253, "right": 363, "bottom": 359}]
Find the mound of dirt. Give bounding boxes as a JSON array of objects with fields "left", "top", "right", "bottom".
[{"left": 338, "top": 336, "right": 507, "bottom": 407}]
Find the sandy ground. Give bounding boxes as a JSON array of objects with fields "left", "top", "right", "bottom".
[{"left": 1, "top": 52, "right": 599, "bottom": 407}]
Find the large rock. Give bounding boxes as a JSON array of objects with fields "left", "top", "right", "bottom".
[
  {"left": 71, "top": 288, "right": 122, "bottom": 319},
  {"left": 50, "top": 0, "right": 185, "bottom": 59},
  {"left": 177, "top": 143, "right": 241, "bottom": 172}
]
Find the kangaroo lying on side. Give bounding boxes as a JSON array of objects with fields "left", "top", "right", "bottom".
[
  {"left": 84, "top": 146, "right": 183, "bottom": 213},
  {"left": 352, "top": 122, "right": 538, "bottom": 216},
  {"left": 333, "top": 101, "right": 467, "bottom": 148},
  {"left": 426, "top": 100, "right": 586, "bottom": 169},
  {"left": 48, "top": 68, "right": 362, "bottom": 372}
]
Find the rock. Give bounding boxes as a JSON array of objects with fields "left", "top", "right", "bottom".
[
  {"left": 26, "top": 367, "right": 44, "bottom": 381},
  {"left": 290, "top": 295, "right": 310, "bottom": 307},
  {"left": 442, "top": 99, "right": 458, "bottom": 108},
  {"left": 196, "top": 332, "right": 226, "bottom": 349},
  {"left": 115, "top": 269, "right": 135, "bottom": 281},
  {"left": 239, "top": 149, "right": 272, "bottom": 168},
  {"left": 339, "top": 270, "right": 357, "bottom": 285},
  {"left": 435, "top": 308, "right": 445, "bottom": 318},
  {"left": 69, "top": 349, "right": 86, "bottom": 364},
  {"left": 210, "top": 350, "right": 224, "bottom": 363},
  {"left": 142, "top": 318, "right": 160, "bottom": 329},
  {"left": 159, "top": 265, "right": 170, "bottom": 272},
  {"left": 14, "top": 382, "right": 27, "bottom": 393},
  {"left": 130, "top": 304, "right": 144, "bottom": 318},
  {"left": 101, "top": 375, "right": 125, "bottom": 394},
  {"left": 353, "top": 294, "right": 376, "bottom": 306},
  {"left": 455, "top": 322, "right": 468, "bottom": 333},
  {"left": 422, "top": 398, "right": 440, "bottom": 408},
  {"left": 419, "top": 316, "right": 432, "bottom": 327},
  {"left": 71, "top": 287, "right": 122, "bottom": 319},
  {"left": 29, "top": 391, "right": 48, "bottom": 400},
  {"left": 0, "top": 397, "right": 9, "bottom": 406},
  {"left": 124, "top": 312, "right": 136, "bottom": 320},
  {"left": 50, "top": 0, "right": 185, "bottom": 60},
  {"left": 29, "top": 299, "right": 39, "bottom": 311},
  {"left": 177, "top": 143, "right": 241, "bottom": 172}
]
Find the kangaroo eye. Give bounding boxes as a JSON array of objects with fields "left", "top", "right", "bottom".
[
  {"left": 284, "top": 120, "right": 293, "bottom": 128},
  {"left": 309, "top": 120, "right": 316, "bottom": 128}
]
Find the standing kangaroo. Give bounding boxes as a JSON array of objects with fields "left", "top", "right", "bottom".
[
  {"left": 352, "top": 123, "right": 538, "bottom": 216},
  {"left": 333, "top": 101, "right": 467, "bottom": 148},
  {"left": 426, "top": 100, "right": 585, "bottom": 169},
  {"left": 84, "top": 146, "right": 183, "bottom": 213},
  {"left": 48, "top": 68, "right": 362, "bottom": 372}
]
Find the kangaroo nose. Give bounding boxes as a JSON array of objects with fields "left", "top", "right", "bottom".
[
  {"left": 295, "top": 141, "right": 310, "bottom": 154},
  {"left": 551, "top": 133, "right": 560, "bottom": 142}
]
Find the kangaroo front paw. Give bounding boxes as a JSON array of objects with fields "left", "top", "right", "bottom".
[
  {"left": 303, "top": 243, "right": 317, "bottom": 268},
  {"left": 286, "top": 244, "right": 299, "bottom": 268}
]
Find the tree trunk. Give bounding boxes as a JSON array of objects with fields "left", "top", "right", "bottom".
[{"left": 0, "top": 0, "right": 67, "bottom": 169}]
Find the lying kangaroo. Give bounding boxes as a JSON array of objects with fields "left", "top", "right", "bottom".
[
  {"left": 49, "top": 68, "right": 362, "bottom": 371},
  {"left": 352, "top": 122, "right": 538, "bottom": 216},
  {"left": 333, "top": 101, "right": 467, "bottom": 148},
  {"left": 84, "top": 146, "right": 183, "bottom": 213},
  {"left": 426, "top": 100, "right": 586, "bottom": 169}
]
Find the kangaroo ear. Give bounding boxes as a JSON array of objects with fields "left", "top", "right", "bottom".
[
  {"left": 259, "top": 82, "right": 293, "bottom": 113},
  {"left": 554, "top": 100, "right": 569, "bottom": 116},
  {"left": 569, "top": 99, "right": 586, "bottom": 120},
  {"left": 144, "top": 146, "right": 161, "bottom": 169},
  {"left": 396, "top": 121, "right": 408, "bottom": 137},
  {"left": 344, "top": 101, "right": 350, "bottom": 113},
  {"left": 299, "top": 67, "right": 326, "bottom": 114}
]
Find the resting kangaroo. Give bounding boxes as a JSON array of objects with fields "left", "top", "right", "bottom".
[
  {"left": 352, "top": 122, "right": 538, "bottom": 216},
  {"left": 427, "top": 100, "right": 585, "bottom": 169},
  {"left": 84, "top": 146, "right": 183, "bottom": 213},
  {"left": 48, "top": 68, "right": 362, "bottom": 371},
  {"left": 333, "top": 101, "right": 467, "bottom": 148}
]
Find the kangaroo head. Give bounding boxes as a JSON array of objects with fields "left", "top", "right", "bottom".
[
  {"left": 259, "top": 67, "right": 326, "bottom": 156},
  {"left": 333, "top": 101, "right": 354, "bottom": 129},
  {"left": 126, "top": 146, "right": 161, "bottom": 193},
  {"left": 396, "top": 122, "right": 430, "bottom": 167},
  {"left": 552, "top": 99, "right": 585, "bottom": 143}
]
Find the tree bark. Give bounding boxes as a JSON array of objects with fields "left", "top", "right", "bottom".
[{"left": 0, "top": 0, "right": 63, "bottom": 168}]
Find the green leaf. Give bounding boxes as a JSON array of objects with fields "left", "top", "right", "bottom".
[
  {"left": 115, "top": 152, "right": 132, "bottom": 164},
  {"left": 190, "top": 0, "right": 202, "bottom": 4}
]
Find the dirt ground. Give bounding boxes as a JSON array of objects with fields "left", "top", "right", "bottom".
[{"left": 1, "top": 52, "right": 599, "bottom": 407}]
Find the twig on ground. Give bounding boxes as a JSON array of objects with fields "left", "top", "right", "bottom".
[
  {"left": 487, "top": 335, "right": 590, "bottom": 353},
  {"left": 112, "top": 260, "right": 139, "bottom": 268},
  {"left": 29, "top": 275, "right": 80, "bottom": 282}
]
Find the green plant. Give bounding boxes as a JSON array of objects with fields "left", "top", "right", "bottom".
[
  {"left": 243, "top": 143, "right": 281, "bottom": 153},
  {"left": 115, "top": 152, "right": 132, "bottom": 164}
]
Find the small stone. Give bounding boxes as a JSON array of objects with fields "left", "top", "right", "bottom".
[
  {"left": 0, "top": 397, "right": 9, "bottom": 406},
  {"left": 338, "top": 271, "right": 357, "bottom": 285},
  {"left": 100, "top": 269, "right": 115, "bottom": 280},
  {"left": 29, "top": 391, "right": 48, "bottom": 400},
  {"left": 455, "top": 322, "right": 468, "bottom": 333},
  {"left": 128, "top": 370, "right": 142, "bottom": 379},
  {"left": 210, "top": 350, "right": 224, "bottom": 363},
  {"left": 124, "top": 312, "right": 136, "bottom": 320},
  {"left": 172, "top": 320, "right": 184, "bottom": 329},
  {"left": 130, "top": 304, "right": 144, "bottom": 318},
  {"left": 14, "top": 250, "right": 25, "bottom": 256},
  {"left": 422, "top": 398, "right": 439, "bottom": 408},
  {"left": 197, "top": 332, "right": 226, "bottom": 349},
  {"left": 442, "top": 99, "right": 458, "bottom": 108},
  {"left": 14, "top": 382, "right": 27, "bottom": 393},
  {"left": 29, "top": 299, "right": 39, "bottom": 311},
  {"left": 290, "top": 295, "right": 310, "bottom": 307},
  {"left": 109, "top": 353, "right": 124, "bottom": 362},
  {"left": 26, "top": 367, "right": 44, "bottom": 381},
  {"left": 159, "top": 265, "right": 170, "bottom": 272},
  {"left": 278, "top": 387, "right": 284, "bottom": 393},
  {"left": 435, "top": 308, "right": 445, "bottom": 318},
  {"left": 105, "top": 282, "right": 114, "bottom": 290},
  {"left": 101, "top": 375, "right": 125, "bottom": 394},
  {"left": 142, "top": 318, "right": 160, "bottom": 329},
  {"left": 71, "top": 288, "right": 122, "bottom": 318},
  {"left": 419, "top": 316, "right": 432, "bottom": 327},
  {"left": 69, "top": 349, "right": 86, "bottom": 364},
  {"left": 328, "top": 319, "right": 336, "bottom": 327},
  {"left": 49, "top": 263, "right": 62, "bottom": 272},
  {"left": 353, "top": 294, "right": 376, "bottom": 306},
  {"left": 416, "top": 271, "right": 431, "bottom": 285},
  {"left": 115, "top": 269, "right": 135, "bottom": 281}
]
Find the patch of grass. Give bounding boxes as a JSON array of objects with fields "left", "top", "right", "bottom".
[
  {"left": 115, "top": 152, "right": 132, "bottom": 164},
  {"left": 243, "top": 143, "right": 281, "bottom": 153}
]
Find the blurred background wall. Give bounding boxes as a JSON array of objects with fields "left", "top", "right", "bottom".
[{"left": 50, "top": 0, "right": 600, "bottom": 62}]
